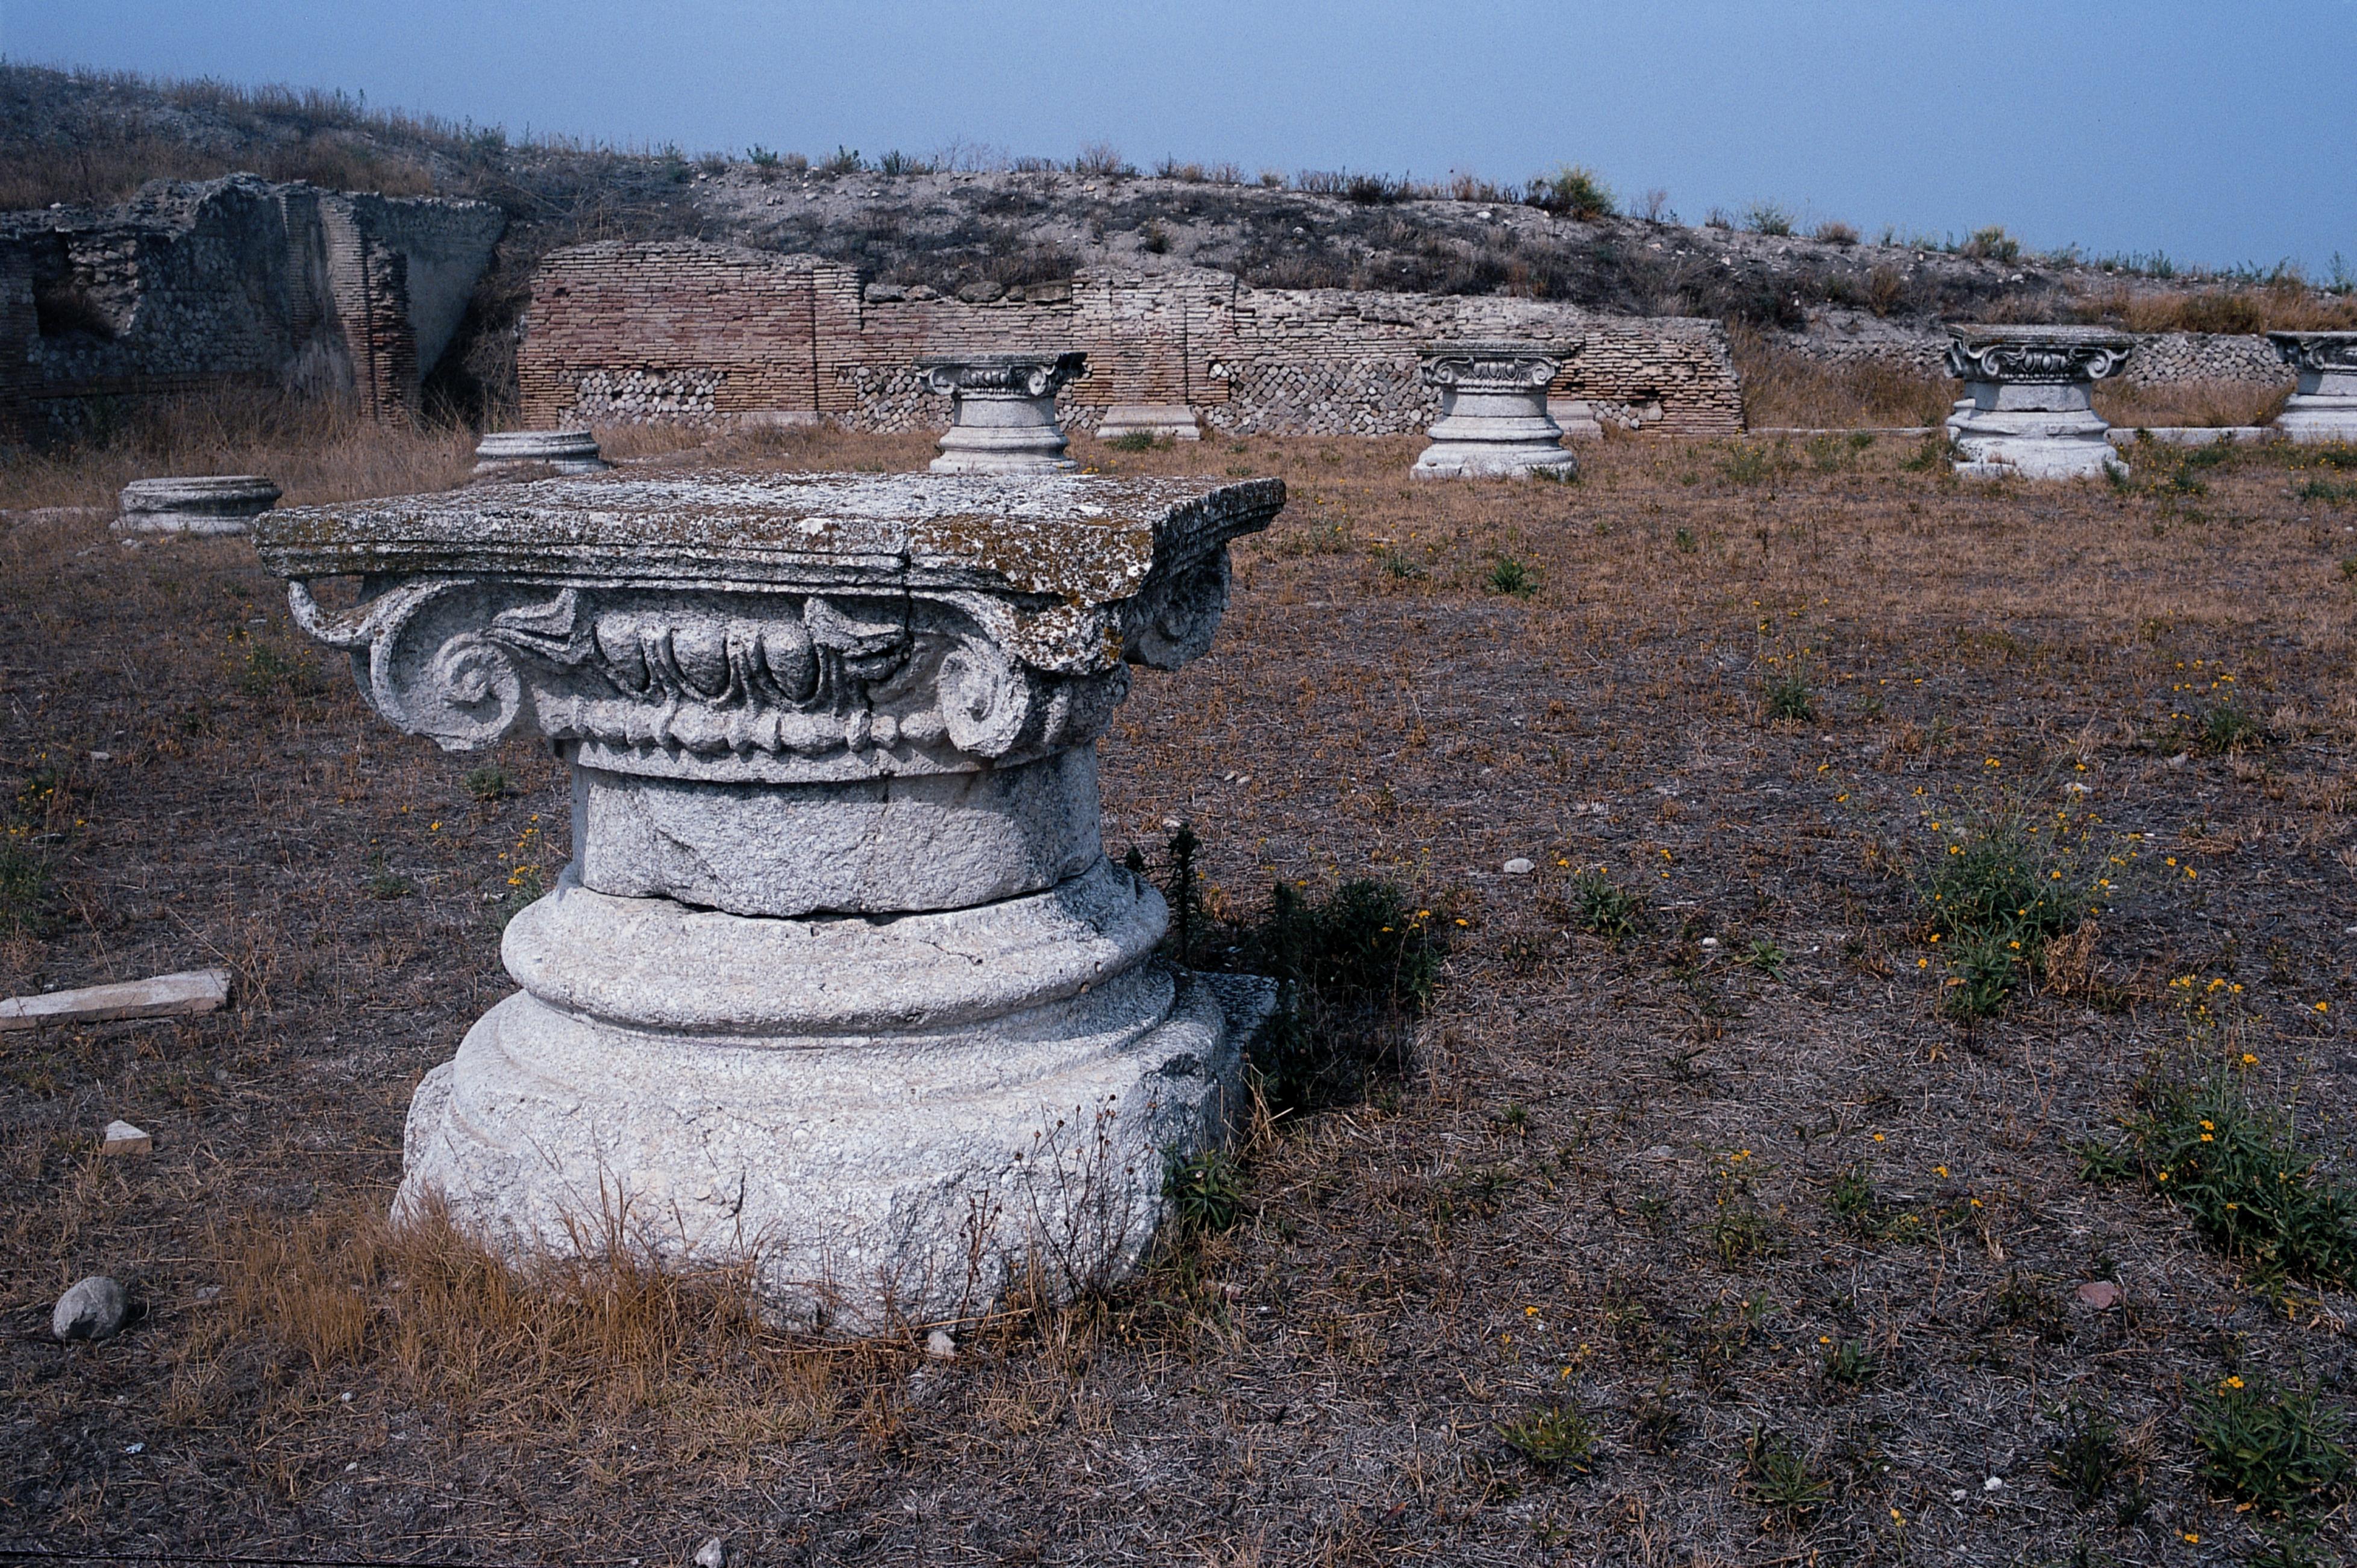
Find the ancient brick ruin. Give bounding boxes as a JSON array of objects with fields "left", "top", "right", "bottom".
[
  {"left": 0, "top": 174, "right": 503, "bottom": 442},
  {"left": 516, "top": 241, "right": 1745, "bottom": 439}
]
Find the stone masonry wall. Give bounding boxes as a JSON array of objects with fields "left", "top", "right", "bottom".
[
  {"left": 0, "top": 175, "right": 502, "bottom": 443},
  {"left": 1777, "top": 325, "right": 2291, "bottom": 387},
  {"left": 516, "top": 242, "right": 1745, "bottom": 437}
]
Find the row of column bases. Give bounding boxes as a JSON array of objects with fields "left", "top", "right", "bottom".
[
  {"left": 914, "top": 328, "right": 2357, "bottom": 484},
  {"left": 105, "top": 329, "right": 2357, "bottom": 533}
]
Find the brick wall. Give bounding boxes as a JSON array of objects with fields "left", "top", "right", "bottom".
[
  {"left": 516, "top": 242, "right": 1746, "bottom": 437},
  {"left": 0, "top": 175, "right": 501, "bottom": 442}
]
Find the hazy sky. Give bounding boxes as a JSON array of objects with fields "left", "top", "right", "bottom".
[{"left": 7, "top": 1, "right": 2352, "bottom": 276}]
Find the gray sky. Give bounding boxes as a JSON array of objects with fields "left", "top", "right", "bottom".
[{"left": 7, "top": 0, "right": 2352, "bottom": 276}]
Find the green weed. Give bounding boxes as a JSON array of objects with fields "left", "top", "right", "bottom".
[
  {"left": 1761, "top": 665, "right": 1814, "bottom": 724},
  {"left": 1742, "top": 1426, "right": 1830, "bottom": 1523},
  {"left": 1498, "top": 1404, "right": 1597, "bottom": 1470},
  {"left": 1163, "top": 1147, "right": 1247, "bottom": 1232},
  {"left": 1567, "top": 870, "right": 1644, "bottom": 943},
  {"left": 2191, "top": 1373, "right": 2351, "bottom": 1517},
  {"left": 1920, "top": 810, "right": 2086, "bottom": 1019},
  {"left": 1486, "top": 556, "right": 1537, "bottom": 596},
  {"left": 2046, "top": 1399, "right": 2126, "bottom": 1507},
  {"left": 1105, "top": 431, "right": 1158, "bottom": 452},
  {"left": 463, "top": 765, "right": 511, "bottom": 801},
  {"left": 2115, "top": 1063, "right": 2357, "bottom": 1288},
  {"left": 1233, "top": 876, "right": 1447, "bottom": 1113}
]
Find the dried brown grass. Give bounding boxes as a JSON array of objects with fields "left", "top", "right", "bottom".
[
  {"left": 2094, "top": 377, "right": 2291, "bottom": 429},
  {"left": 1727, "top": 326, "right": 1953, "bottom": 429},
  {"left": 2078, "top": 282, "right": 2357, "bottom": 336},
  {"left": 0, "top": 390, "right": 474, "bottom": 511},
  {"left": 11, "top": 426, "right": 2357, "bottom": 1562}
]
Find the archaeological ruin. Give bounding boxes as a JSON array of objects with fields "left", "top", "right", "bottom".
[
  {"left": 2269, "top": 330, "right": 2357, "bottom": 443},
  {"left": 472, "top": 429, "right": 610, "bottom": 477},
  {"left": 512, "top": 240, "right": 1745, "bottom": 439},
  {"left": 113, "top": 473, "right": 281, "bottom": 535},
  {"left": 1410, "top": 340, "right": 1580, "bottom": 479},
  {"left": 1944, "top": 323, "right": 2136, "bottom": 479},
  {"left": 0, "top": 174, "right": 504, "bottom": 442},
  {"left": 918, "top": 351, "right": 1088, "bottom": 472},
  {"left": 254, "top": 468, "right": 1285, "bottom": 1328}
]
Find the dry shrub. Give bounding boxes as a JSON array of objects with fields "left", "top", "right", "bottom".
[
  {"left": 1729, "top": 326, "right": 1953, "bottom": 429},
  {"left": 2094, "top": 378, "right": 2290, "bottom": 429},
  {"left": 2078, "top": 283, "right": 2357, "bottom": 336},
  {"left": 180, "top": 1196, "right": 863, "bottom": 1445},
  {"left": 0, "top": 389, "right": 474, "bottom": 511}
]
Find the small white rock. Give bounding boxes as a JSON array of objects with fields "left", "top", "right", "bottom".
[
  {"left": 1699, "top": 937, "right": 1720, "bottom": 949},
  {"left": 926, "top": 1329, "right": 958, "bottom": 1360},
  {"left": 694, "top": 1538, "right": 728, "bottom": 1568},
  {"left": 1503, "top": 858, "right": 1535, "bottom": 875},
  {"left": 1983, "top": 1475, "right": 2006, "bottom": 1492},
  {"left": 100, "top": 1120, "right": 151, "bottom": 1156},
  {"left": 52, "top": 1275, "right": 129, "bottom": 1342}
]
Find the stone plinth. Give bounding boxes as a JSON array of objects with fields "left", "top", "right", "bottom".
[
  {"left": 2268, "top": 333, "right": 2357, "bottom": 444},
  {"left": 474, "top": 429, "right": 610, "bottom": 477},
  {"left": 1547, "top": 397, "right": 1604, "bottom": 440},
  {"left": 114, "top": 475, "right": 281, "bottom": 536},
  {"left": 255, "top": 470, "right": 1284, "bottom": 1331},
  {"left": 919, "top": 354, "right": 1087, "bottom": 473},
  {"left": 1094, "top": 404, "right": 1201, "bottom": 442},
  {"left": 1943, "top": 325, "right": 2133, "bottom": 479},
  {"left": 1412, "top": 342, "right": 1579, "bottom": 479}
]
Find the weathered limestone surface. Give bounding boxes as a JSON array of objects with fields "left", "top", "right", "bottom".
[
  {"left": 115, "top": 476, "right": 281, "bottom": 536},
  {"left": 1095, "top": 404, "right": 1202, "bottom": 442},
  {"left": 1944, "top": 325, "right": 2134, "bottom": 479},
  {"left": 1412, "top": 342, "right": 1577, "bottom": 479},
  {"left": 2269, "top": 333, "right": 2357, "bottom": 444},
  {"left": 0, "top": 967, "right": 230, "bottom": 1029},
  {"left": 255, "top": 470, "right": 1284, "bottom": 1329},
  {"left": 474, "top": 430, "right": 609, "bottom": 476},
  {"left": 919, "top": 353, "right": 1085, "bottom": 473}
]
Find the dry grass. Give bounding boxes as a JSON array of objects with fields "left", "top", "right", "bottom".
[
  {"left": 2095, "top": 378, "right": 2293, "bottom": 430},
  {"left": 2079, "top": 282, "right": 2357, "bottom": 336},
  {"left": 1729, "top": 328, "right": 1955, "bottom": 429},
  {"left": 0, "top": 391, "right": 477, "bottom": 512},
  {"left": 8, "top": 424, "right": 2357, "bottom": 1563}
]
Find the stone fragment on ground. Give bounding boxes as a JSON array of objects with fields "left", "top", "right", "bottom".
[
  {"left": 0, "top": 967, "right": 231, "bottom": 1031},
  {"left": 1503, "top": 857, "right": 1535, "bottom": 875},
  {"left": 2073, "top": 1280, "right": 2121, "bottom": 1310},
  {"left": 693, "top": 1538, "right": 727, "bottom": 1568},
  {"left": 927, "top": 1329, "right": 958, "bottom": 1360},
  {"left": 52, "top": 1275, "right": 129, "bottom": 1342},
  {"left": 101, "top": 1120, "right": 152, "bottom": 1155}
]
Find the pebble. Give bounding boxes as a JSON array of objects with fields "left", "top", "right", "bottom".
[
  {"left": 52, "top": 1275, "right": 129, "bottom": 1342},
  {"left": 1502, "top": 857, "right": 1535, "bottom": 875},
  {"left": 926, "top": 1329, "right": 958, "bottom": 1360},
  {"left": 694, "top": 1539, "right": 727, "bottom": 1568}
]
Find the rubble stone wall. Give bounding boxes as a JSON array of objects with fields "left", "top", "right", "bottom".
[
  {"left": 0, "top": 175, "right": 503, "bottom": 442},
  {"left": 1777, "top": 326, "right": 2292, "bottom": 387},
  {"left": 516, "top": 241, "right": 1745, "bottom": 436}
]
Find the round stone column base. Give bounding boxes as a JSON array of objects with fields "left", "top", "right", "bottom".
[
  {"left": 393, "top": 860, "right": 1271, "bottom": 1331},
  {"left": 114, "top": 475, "right": 281, "bottom": 535},
  {"left": 2276, "top": 396, "right": 2357, "bottom": 445},
  {"left": 1949, "top": 408, "right": 2126, "bottom": 481}
]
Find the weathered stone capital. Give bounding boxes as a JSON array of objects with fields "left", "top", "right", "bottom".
[
  {"left": 918, "top": 351, "right": 1089, "bottom": 401},
  {"left": 1944, "top": 323, "right": 2133, "bottom": 385},
  {"left": 2268, "top": 331, "right": 2357, "bottom": 375},
  {"left": 1418, "top": 340, "right": 1576, "bottom": 391},
  {"left": 255, "top": 471, "right": 1282, "bottom": 785}
]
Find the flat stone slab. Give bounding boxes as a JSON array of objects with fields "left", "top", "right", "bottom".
[
  {"left": 0, "top": 967, "right": 231, "bottom": 1031},
  {"left": 2106, "top": 426, "right": 2279, "bottom": 448},
  {"left": 116, "top": 476, "right": 281, "bottom": 536},
  {"left": 255, "top": 469, "right": 1284, "bottom": 605},
  {"left": 1094, "top": 404, "right": 1201, "bottom": 440}
]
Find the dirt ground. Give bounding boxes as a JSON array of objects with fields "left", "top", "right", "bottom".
[{"left": 7, "top": 424, "right": 2357, "bottom": 1566}]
